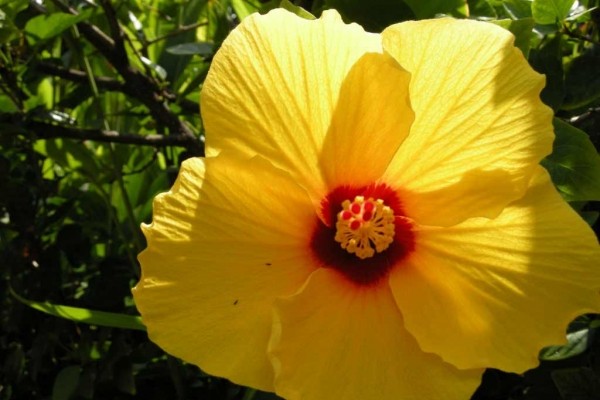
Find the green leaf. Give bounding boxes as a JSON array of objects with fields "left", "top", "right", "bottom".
[
  {"left": 231, "top": 0, "right": 262, "bottom": 19},
  {"left": 503, "top": 0, "right": 533, "bottom": 19},
  {"left": 580, "top": 211, "right": 600, "bottom": 227},
  {"left": 539, "top": 328, "right": 590, "bottom": 361},
  {"left": 542, "top": 118, "right": 600, "bottom": 202},
  {"left": 492, "top": 18, "right": 535, "bottom": 57},
  {"left": 563, "top": 51, "right": 600, "bottom": 110},
  {"left": 0, "top": 0, "right": 27, "bottom": 42},
  {"left": 52, "top": 366, "right": 81, "bottom": 400},
  {"left": 404, "top": 0, "right": 468, "bottom": 18},
  {"left": 0, "top": 95, "right": 19, "bottom": 113},
  {"left": 10, "top": 287, "right": 146, "bottom": 331},
  {"left": 34, "top": 139, "right": 100, "bottom": 176},
  {"left": 528, "top": 34, "right": 564, "bottom": 110},
  {"left": 24, "top": 11, "right": 90, "bottom": 42},
  {"left": 532, "top": 0, "right": 575, "bottom": 24},
  {"left": 280, "top": 0, "right": 316, "bottom": 19},
  {"left": 466, "top": 0, "right": 497, "bottom": 18}
]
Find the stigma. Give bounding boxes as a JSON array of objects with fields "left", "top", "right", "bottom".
[{"left": 334, "top": 196, "right": 395, "bottom": 259}]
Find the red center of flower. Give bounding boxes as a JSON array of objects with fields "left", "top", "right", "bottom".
[{"left": 310, "top": 184, "right": 415, "bottom": 286}]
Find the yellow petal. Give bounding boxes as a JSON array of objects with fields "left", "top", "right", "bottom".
[
  {"left": 381, "top": 18, "right": 553, "bottom": 225},
  {"left": 201, "top": 9, "right": 381, "bottom": 200},
  {"left": 269, "top": 269, "right": 484, "bottom": 400},
  {"left": 389, "top": 167, "right": 600, "bottom": 372},
  {"left": 133, "top": 154, "right": 317, "bottom": 390},
  {"left": 320, "top": 52, "right": 413, "bottom": 188}
]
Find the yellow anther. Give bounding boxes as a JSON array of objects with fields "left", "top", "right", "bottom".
[{"left": 334, "top": 196, "right": 395, "bottom": 259}]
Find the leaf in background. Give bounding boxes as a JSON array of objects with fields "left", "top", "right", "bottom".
[
  {"left": 528, "top": 34, "right": 564, "bottom": 110},
  {"left": 492, "top": 18, "right": 535, "bottom": 57},
  {"left": 24, "top": 11, "right": 92, "bottom": 42},
  {"left": 10, "top": 288, "right": 146, "bottom": 331},
  {"left": 34, "top": 139, "right": 100, "bottom": 177},
  {"left": 321, "top": 0, "right": 415, "bottom": 32},
  {"left": 539, "top": 328, "right": 591, "bottom": 361},
  {"left": 0, "top": 95, "right": 19, "bottom": 113},
  {"left": 230, "top": 0, "right": 300, "bottom": 21},
  {"left": 466, "top": 0, "right": 497, "bottom": 18},
  {"left": 563, "top": 50, "right": 600, "bottom": 110},
  {"left": 201, "top": 0, "right": 234, "bottom": 46},
  {"left": 114, "top": 358, "right": 136, "bottom": 395},
  {"left": 231, "top": 0, "right": 262, "bottom": 19},
  {"left": 404, "top": 0, "right": 468, "bottom": 18},
  {"left": 52, "top": 366, "right": 81, "bottom": 400},
  {"left": 551, "top": 368, "right": 600, "bottom": 399},
  {"left": 532, "top": 0, "right": 575, "bottom": 24},
  {"left": 542, "top": 118, "right": 600, "bottom": 202},
  {"left": 0, "top": 0, "right": 27, "bottom": 42},
  {"left": 166, "top": 42, "right": 213, "bottom": 56},
  {"left": 580, "top": 211, "right": 600, "bottom": 227},
  {"left": 280, "top": 0, "right": 316, "bottom": 19},
  {"left": 503, "top": 0, "right": 533, "bottom": 19}
]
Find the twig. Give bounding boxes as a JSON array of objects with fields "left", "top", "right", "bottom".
[
  {"left": 23, "top": 119, "right": 202, "bottom": 150},
  {"left": 562, "top": 24, "right": 600, "bottom": 46},
  {"left": 35, "top": 62, "right": 200, "bottom": 115},
  {"left": 47, "top": 0, "right": 203, "bottom": 155},
  {"left": 146, "top": 21, "right": 209, "bottom": 45},
  {"left": 36, "top": 62, "right": 125, "bottom": 91}
]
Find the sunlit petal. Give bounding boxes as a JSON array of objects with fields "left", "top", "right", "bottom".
[
  {"left": 134, "top": 155, "right": 316, "bottom": 390},
  {"left": 382, "top": 18, "right": 553, "bottom": 225},
  {"left": 320, "top": 52, "right": 413, "bottom": 188},
  {"left": 201, "top": 9, "right": 381, "bottom": 199},
  {"left": 390, "top": 167, "right": 600, "bottom": 371},
  {"left": 269, "top": 268, "right": 484, "bottom": 400}
]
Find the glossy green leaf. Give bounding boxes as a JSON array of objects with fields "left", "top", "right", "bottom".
[
  {"left": 24, "top": 11, "right": 90, "bottom": 42},
  {"left": 10, "top": 288, "right": 146, "bottom": 331},
  {"left": 532, "top": 0, "right": 575, "bottom": 24},
  {"left": 542, "top": 118, "right": 600, "bottom": 202},
  {"left": 503, "top": 0, "right": 533, "bottom": 19},
  {"left": 539, "top": 329, "right": 590, "bottom": 361}
]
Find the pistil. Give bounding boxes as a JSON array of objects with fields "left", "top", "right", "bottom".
[{"left": 334, "top": 196, "right": 395, "bottom": 259}]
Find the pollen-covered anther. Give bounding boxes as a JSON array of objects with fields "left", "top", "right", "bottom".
[{"left": 334, "top": 196, "right": 395, "bottom": 259}]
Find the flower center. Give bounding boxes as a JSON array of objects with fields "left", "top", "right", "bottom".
[{"left": 334, "top": 196, "right": 395, "bottom": 259}]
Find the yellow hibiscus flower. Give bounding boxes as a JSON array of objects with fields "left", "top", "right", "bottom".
[{"left": 133, "top": 9, "right": 600, "bottom": 400}]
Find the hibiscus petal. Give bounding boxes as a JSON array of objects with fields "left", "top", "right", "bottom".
[
  {"left": 389, "top": 167, "right": 600, "bottom": 372},
  {"left": 201, "top": 9, "right": 381, "bottom": 200},
  {"left": 381, "top": 18, "right": 554, "bottom": 226},
  {"left": 320, "top": 52, "right": 414, "bottom": 188},
  {"left": 269, "top": 268, "right": 484, "bottom": 400},
  {"left": 133, "top": 154, "right": 317, "bottom": 390}
]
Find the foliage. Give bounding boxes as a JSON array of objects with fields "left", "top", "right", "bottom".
[{"left": 0, "top": 0, "right": 599, "bottom": 399}]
